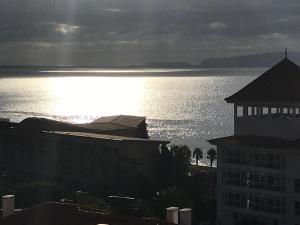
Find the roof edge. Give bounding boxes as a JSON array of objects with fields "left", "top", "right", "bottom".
[{"left": 224, "top": 57, "right": 300, "bottom": 103}]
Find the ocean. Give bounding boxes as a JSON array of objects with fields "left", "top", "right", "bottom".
[{"left": 0, "top": 67, "right": 265, "bottom": 164}]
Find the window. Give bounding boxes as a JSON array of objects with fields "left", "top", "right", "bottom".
[
  {"left": 222, "top": 148, "right": 284, "bottom": 169},
  {"left": 253, "top": 107, "right": 258, "bottom": 116},
  {"left": 237, "top": 106, "right": 243, "bottom": 117},
  {"left": 263, "top": 107, "right": 268, "bottom": 115},
  {"left": 248, "top": 107, "right": 252, "bottom": 116},
  {"left": 295, "top": 201, "right": 300, "bottom": 216},
  {"left": 224, "top": 191, "right": 284, "bottom": 214},
  {"left": 271, "top": 108, "right": 277, "bottom": 114},
  {"left": 223, "top": 169, "right": 284, "bottom": 192},
  {"left": 295, "top": 179, "right": 300, "bottom": 193}
]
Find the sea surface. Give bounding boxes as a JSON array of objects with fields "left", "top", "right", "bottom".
[{"left": 0, "top": 67, "right": 265, "bottom": 164}]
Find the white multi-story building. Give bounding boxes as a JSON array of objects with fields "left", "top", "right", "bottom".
[{"left": 209, "top": 56, "right": 300, "bottom": 225}]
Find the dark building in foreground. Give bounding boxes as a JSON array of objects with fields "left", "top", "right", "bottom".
[
  {"left": 210, "top": 57, "right": 300, "bottom": 225},
  {"left": 0, "top": 201, "right": 173, "bottom": 225},
  {"left": 0, "top": 115, "right": 168, "bottom": 192},
  {"left": 15, "top": 115, "right": 149, "bottom": 139}
]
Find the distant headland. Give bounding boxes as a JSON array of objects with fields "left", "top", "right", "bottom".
[
  {"left": 0, "top": 52, "right": 300, "bottom": 77},
  {"left": 200, "top": 52, "right": 300, "bottom": 68}
]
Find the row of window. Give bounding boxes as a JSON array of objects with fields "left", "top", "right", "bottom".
[
  {"left": 225, "top": 195, "right": 300, "bottom": 217},
  {"left": 224, "top": 191, "right": 284, "bottom": 214},
  {"left": 236, "top": 105, "right": 300, "bottom": 117},
  {"left": 222, "top": 148, "right": 284, "bottom": 169},
  {"left": 223, "top": 169, "right": 284, "bottom": 192}
]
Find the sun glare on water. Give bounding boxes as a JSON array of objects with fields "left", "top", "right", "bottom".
[{"left": 45, "top": 77, "right": 145, "bottom": 123}]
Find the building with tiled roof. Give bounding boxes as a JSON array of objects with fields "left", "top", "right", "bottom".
[
  {"left": 210, "top": 55, "right": 300, "bottom": 225},
  {"left": 225, "top": 57, "right": 300, "bottom": 103},
  {"left": 16, "top": 115, "right": 148, "bottom": 138},
  {"left": 0, "top": 115, "right": 168, "bottom": 193}
]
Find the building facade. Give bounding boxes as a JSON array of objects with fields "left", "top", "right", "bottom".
[
  {"left": 210, "top": 57, "right": 300, "bottom": 225},
  {"left": 0, "top": 123, "right": 168, "bottom": 193}
]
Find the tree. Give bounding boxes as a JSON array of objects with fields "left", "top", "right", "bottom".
[
  {"left": 170, "top": 145, "right": 191, "bottom": 165},
  {"left": 158, "top": 144, "right": 192, "bottom": 187},
  {"left": 170, "top": 145, "right": 191, "bottom": 175},
  {"left": 207, "top": 148, "right": 217, "bottom": 167},
  {"left": 160, "top": 144, "right": 171, "bottom": 159},
  {"left": 193, "top": 148, "right": 203, "bottom": 165},
  {"left": 170, "top": 145, "right": 191, "bottom": 185}
]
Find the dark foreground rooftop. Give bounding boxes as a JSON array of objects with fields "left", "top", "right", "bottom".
[
  {"left": 45, "top": 131, "right": 169, "bottom": 144},
  {"left": 0, "top": 202, "right": 173, "bottom": 225},
  {"left": 89, "top": 115, "right": 146, "bottom": 128},
  {"left": 10, "top": 115, "right": 148, "bottom": 139},
  {"left": 208, "top": 135, "right": 300, "bottom": 149}
]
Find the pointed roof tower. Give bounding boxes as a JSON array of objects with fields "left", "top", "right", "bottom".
[
  {"left": 225, "top": 57, "right": 300, "bottom": 103},
  {"left": 285, "top": 48, "right": 287, "bottom": 58}
]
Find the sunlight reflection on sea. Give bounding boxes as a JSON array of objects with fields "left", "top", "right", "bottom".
[{"left": 0, "top": 69, "right": 261, "bottom": 164}]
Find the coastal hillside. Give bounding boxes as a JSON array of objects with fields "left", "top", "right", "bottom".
[{"left": 200, "top": 52, "right": 300, "bottom": 68}]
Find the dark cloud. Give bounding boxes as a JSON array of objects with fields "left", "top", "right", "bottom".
[{"left": 0, "top": 0, "right": 300, "bottom": 65}]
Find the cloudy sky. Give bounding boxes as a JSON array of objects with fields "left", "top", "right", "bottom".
[{"left": 0, "top": 0, "right": 300, "bottom": 65}]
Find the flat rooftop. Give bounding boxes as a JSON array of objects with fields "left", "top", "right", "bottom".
[
  {"left": 45, "top": 131, "right": 169, "bottom": 144},
  {"left": 208, "top": 135, "right": 300, "bottom": 149}
]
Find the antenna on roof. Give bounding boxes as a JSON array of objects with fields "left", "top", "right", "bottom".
[{"left": 285, "top": 48, "right": 287, "bottom": 58}]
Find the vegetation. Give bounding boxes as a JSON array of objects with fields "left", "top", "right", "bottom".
[
  {"left": 193, "top": 147, "right": 203, "bottom": 165},
  {"left": 207, "top": 148, "right": 217, "bottom": 167},
  {"left": 157, "top": 144, "right": 216, "bottom": 224},
  {"left": 158, "top": 144, "right": 192, "bottom": 187},
  {"left": 0, "top": 144, "right": 217, "bottom": 224}
]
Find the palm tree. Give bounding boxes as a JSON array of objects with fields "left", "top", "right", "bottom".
[
  {"left": 192, "top": 148, "right": 203, "bottom": 165},
  {"left": 207, "top": 148, "right": 217, "bottom": 167},
  {"left": 170, "top": 145, "right": 192, "bottom": 178},
  {"left": 160, "top": 144, "right": 171, "bottom": 158}
]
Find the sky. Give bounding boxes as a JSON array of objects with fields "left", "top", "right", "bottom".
[{"left": 1, "top": 0, "right": 300, "bottom": 66}]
